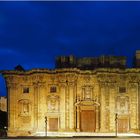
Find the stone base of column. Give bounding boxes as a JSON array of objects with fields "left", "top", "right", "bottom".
[
  {"left": 95, "top": 128, "right": 99, "bottom": 132},
  {"left": 76, "top": 128, "right": 80, "bottom": 132},
  {"left": 100, "top": 128, "right": 108, "bottom": 132}
]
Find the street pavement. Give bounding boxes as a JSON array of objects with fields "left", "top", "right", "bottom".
[
  {"left": 1, "top": 133, "right": 140, "bottom": 140},
  {"left": 1, "top": 137, "right": 140, "bottom": 140}
]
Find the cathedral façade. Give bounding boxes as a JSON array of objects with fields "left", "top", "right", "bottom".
[{"left": 2, "top": 52, "right": 140, "bottom": 136}]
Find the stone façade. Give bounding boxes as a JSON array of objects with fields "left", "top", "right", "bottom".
[{"left": 2, "top": 67, "right": 140, "bottom": 136}]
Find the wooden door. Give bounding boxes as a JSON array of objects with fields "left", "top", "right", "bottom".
[
  {"left": 49, "top": 118, "right": 58, "bottom": 131},
  {"left": 80, "top": 110, "right": 96, "bottom": 132},
  {"left": 118, "top": 118, "right": 129, "bottom": 133}
]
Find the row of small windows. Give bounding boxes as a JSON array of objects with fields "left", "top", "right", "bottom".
[
  {"left": 23, "top": 86, "right": 126, "bottom": 94},
  {"left": 23, "top": 86, "right": 57, "bottom": 94}
]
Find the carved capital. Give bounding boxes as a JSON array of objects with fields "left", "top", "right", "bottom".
[
  {"left": 38, "top": 82, "right": 46, "bottom": 88},
  {"left": 22, "top": 76, "right": 29, "bottom": 82},
  {"left": 97, "top": 74, "right": 117, "bottom": 83},
  {"left": 7, "top": 83, "right": 18, "bottom": 89},
  {"left": 66, "top": 74, "right": 77, "bottom": 82},
  {"left": 83, "top": 75, "right": 91, "bottom": 83},
  {"left": 6, "top": 76, "right": 14, "bottom": 83},
  {"left": 59, "top": 83, "right": 66, "bottom": 88},
  {"left": 119, "top": 75, "right": 127, "bottom": 81},
  {"left": 108, "top": 83, "right": 116, "bottom": 89},
  {"left": 128, "top": 74, "right": 139, "bottom": 82},
  {"left": 129, "top": 82, "right": 138, "bottom": 89},
  {"left": 58, "top": 74, "right": 66, "bottom": 82},
  {"left": 99, "top": 82, "right": 107, "bottom": 88},
  {"left": 68, "top": 82, "right": 75, "bottom": 87}
]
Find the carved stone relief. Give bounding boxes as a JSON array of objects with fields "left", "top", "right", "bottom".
[
  {"left": 81, "top": 86, "right": 93, "bottom": 100},
  {"left": 18, "top": 99, "right": 31, "bottom": 116},
  {"left": 83, "top": 75, "right": 91, "bottom": 83},
  {"left": 97, "top": 74, "right": 117, "bottom": 83},
  {"left": 47, "top": 95, "right": 60, "bottom": 112},
  {"left": 58, "top": 74, "right": 66, "bottom": 82},
  {"left": 66, "top": 73, "right": 77, "bottom": 82},
  {"left": 116, "top": 96, "right": 129, "bottom": 115}
]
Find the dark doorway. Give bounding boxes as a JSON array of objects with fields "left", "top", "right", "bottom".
[
  {"left": 49, "top": 118, "right": 58, "bottom": 131},
  {"left": 118, "top": 118, "right": 129, "bottom": 133},
  {"left": 80, "top": 110, "right": 96, "bottom": 132}
]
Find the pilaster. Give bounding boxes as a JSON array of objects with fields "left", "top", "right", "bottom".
[
  {"left": 69, "top": 82, "right": 75, "bottom": 131},
  {"left": 76, "top": 106, "right": 80, "bottom": 132},
  {"left": 100, "top": 83, "right": 106, "bottom": 132},
  {"left": 59, "top": 83, "right": 66, "bottom": 130},
  {"left": 33, "top": 82, "right": 38, "bottom": 132}
]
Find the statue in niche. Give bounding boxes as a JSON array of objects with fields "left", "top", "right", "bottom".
[
  {"left": 18, "top": 99, "right": 30, "bottom": 116},
  {"left": 47, "top": 95, "right": 59, "bottom": 112}
]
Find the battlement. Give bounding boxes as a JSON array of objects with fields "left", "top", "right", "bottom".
[{"left": 55, "top": 55, "right": 126, "bottom": 69}]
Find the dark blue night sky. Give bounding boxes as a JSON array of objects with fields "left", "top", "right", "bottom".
[{"left": 1, "top": 1, "right": 140, "bottom": 96}]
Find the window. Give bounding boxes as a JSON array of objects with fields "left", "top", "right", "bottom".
[
  {"left": 119, "top": 87, "right": 126, "bottom": 93},
  {"left": 50, "top": 86, "right": 57, "bottom": 93},
  {"left": 23, "top": 87, "right": 29, "bottom": 93}
]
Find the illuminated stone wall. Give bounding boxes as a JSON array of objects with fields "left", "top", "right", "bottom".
[{"left": 2, "top": 68, "right": 140, "bottom": 136}]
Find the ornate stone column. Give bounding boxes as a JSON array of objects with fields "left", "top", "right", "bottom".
[
  {"left": 138, "top": 82, "right": 140, "bottom": 130},
  {"left": 59, "top": 83, "right": 66, "bottom": 131},
  {"left": 95, "top": 106, "right": 99, "bottom": 132},
  {"left": 33, "top": 82, "right": 39, "bottom": 132},
  {"left": 76, "top": 105, "right": 80, "bottom": 132},
  {"left": 7, "top": 82, "right": 17, "bottom": 135},
  {"left": 69, "top": 82, "right": 75, "bottom": 131},
  {"left": 65, "top": 81, "right": 69, "bottom": 130},
  {"left": 129, "top": 83, "right": 138, "bottom": 130},
  {"left": 109, "top": 83, "right": 116, "bottom": 132},
  {"left": 37, "top": 82, "right": 46, "bottom": 132},
  {"left": 100, "top": 82, "right": 107, "bottom": 132}
]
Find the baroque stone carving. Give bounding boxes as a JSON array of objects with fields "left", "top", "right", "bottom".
[
  {"left": 128, "top": 74, "right": 139, "bottom": 82},
  {"left": 58, "top": 74, "right": 66, "bottom": 82},
  {"left": 116, "top": 96, "right": 129, "bottom": 115},
  {"left": 47, "top": 95, "right": 60, "bottom": 112},
  {"left": 66, "top": 73, "right": 77, "bottom": 82},
  {"left": 18, "top": 99, "right": 31, "bottom": 116},
  {"left": 81, "top": 86, "right": 94, "bottom": 101},
  {"left": 97, "top": 74, "right": 117, "bottom": 83},
  {"left": 83, "top": 75, "right": 91, "bottom": 82}
]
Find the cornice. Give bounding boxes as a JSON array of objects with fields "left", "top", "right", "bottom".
[{"left": 2, "top": 68, "right": 140, "bottom": 76}]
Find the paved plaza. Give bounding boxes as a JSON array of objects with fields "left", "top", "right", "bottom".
[{"left": 35, "top": 132, "right": 140, "bottom": 137}]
